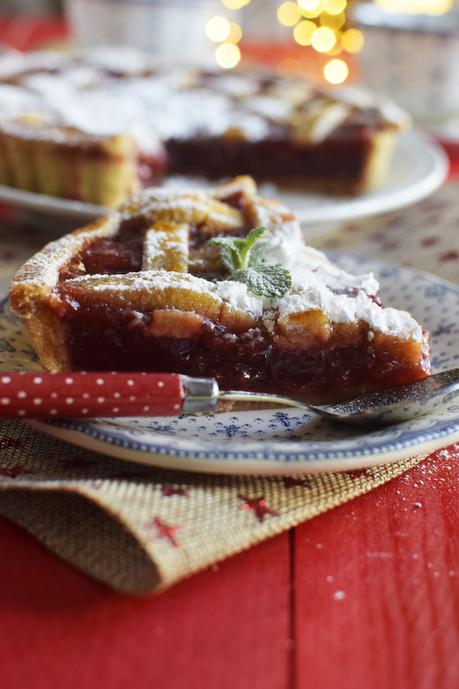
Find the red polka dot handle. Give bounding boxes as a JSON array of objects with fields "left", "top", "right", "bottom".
[{"left": 0, "top": 372, "right": 187, "bottom": 419}]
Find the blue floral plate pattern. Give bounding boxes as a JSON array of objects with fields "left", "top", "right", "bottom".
[{"left": 1, "top": 254, "right": 458, "bottom": 475}]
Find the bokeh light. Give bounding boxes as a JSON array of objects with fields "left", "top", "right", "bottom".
[
  {"left": 298, "top": 8, "right": 323, "bottom": 18},
  {"left": 277, "top": 1, "right": 302, "bottom": 26},
  {"left": 323, "top": 0, "right": 347, "bottom": 14},
  {"left": 311, "top": 25, "right": 337, "bottom": 52},
  {"left": 293, "top": 19, "right": 317, "bottom": 45},
  {"left": 374, "top": 0, "right": 453, "bottom": 14},
  {"left": 215, "top": 42, "right": 241, "bottom": 68},
  {"left": 424, "top": 0, "right": 454, "bottom": 13},
  {"left": 297, "top": 0, "right": 323, "bottom": 11},
  {"left": 297, "top": 0, "right": 324, "bottom": 18},
  {"left": 320, "top": 11, "right": 346, "bottom": 29},
  {"left": 226, "top": 21, "right": 243, "bottom": 43},
  {"left": 218, "top": 0, "right": 363, "bottom": 72},
  {"left": 221, "top": 0, "right": 251, "bottom": 9},
  {"left": 206, "top": 16, "right": 231, "bottom": 42},
  {"left": 341, "top": 28, "right": 364, "bottom": 53},
  {"left": 323, "top": 58, "right": 349, "bottom": 84}
]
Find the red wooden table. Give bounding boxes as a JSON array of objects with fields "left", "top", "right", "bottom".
[
  {"left": 1, "top": 451, "right": 458, "bottom": 689},
  {"left": 0, "top": 17, "right": 458, "bottom": 689}
]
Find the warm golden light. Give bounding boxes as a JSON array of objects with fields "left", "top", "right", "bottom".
[
  {"left": 426, "top": 0, "right": 454, "bottom": 14},
  {"left": 429, "top": 0, "right": 454, "bottom": 13},
  {"left": 206, "top": 16, "right": 231, "bottom": 42},
  {"left": 323, "top": 0, "right": 347, "bottom": 14},
  {"left": 341, "top": 28, "right": 364, "bottom": 54},
  {"left": 327, "top": 43, "right": 344, "bottom": 56},
  {"left": 215, "top": 42, "right": 241, "bottom": 68},
  {"left": 277, "top": 1, "right": 302, "bottom": 26},
  {"left": 297, "top": 0, "right": 323, "bottom": 10},
  {"left": 222, "top": 0, "right": 251, "bottom": 9},
  {"left": 323, "top": 57, "right": 349, "bottom": 84},
  {"left": 375, "top": 0, "right": 453, "bottom": 14},
  {"left": 227, "top": 21, "right": 243, "bottom": 44},
  {"left": 311, "top": 25, "right": 337, "bottom": 52},
  {"left": 298, "top": 7, "right": 323, "bottom": 18},
  {"left": 293, "top": 19, "right": 316, "bottom": 45},
  {"left": 320, "top": 11, "right": 345, "bottom": 29}
]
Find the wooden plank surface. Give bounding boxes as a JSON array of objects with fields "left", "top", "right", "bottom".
[
  {"left": 294, "top": 451, "right": 459, "bottom": 689},
  {"left": 0, "top": 519, "right": 291, "bottom": 689},
  {"left": 1, "top": 452, "right": 458, "bottom": 689}
]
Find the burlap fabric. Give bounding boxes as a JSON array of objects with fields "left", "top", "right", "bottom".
[
  {"left": 0, "top": 179, "right": 457, "bottom": 594},
  {"left": 0, "top": 420, "right": 428, "bottom": 593}
]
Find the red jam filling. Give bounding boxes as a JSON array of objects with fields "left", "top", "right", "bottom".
[
  {"left": 54, "top": 294, "right": 431, "bottom": 399},
  {"left": 166, "top": 131, "right": 373, "bottom": 190}
]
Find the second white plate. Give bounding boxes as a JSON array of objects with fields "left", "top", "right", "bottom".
[{"left": 0, "top": 130, "right": 447, "bottom": 228}]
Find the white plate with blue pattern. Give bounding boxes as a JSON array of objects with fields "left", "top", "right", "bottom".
[{"left": 1, "top": 254, "right": 458, "bottom": 475}]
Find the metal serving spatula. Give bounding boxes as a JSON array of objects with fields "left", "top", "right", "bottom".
[{"left": 0, "top": 369, "right": 458, "bottom": 426}]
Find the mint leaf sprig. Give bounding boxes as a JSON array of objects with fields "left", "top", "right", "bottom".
[{"left": 207, "top": 226, "right": 292, "bottom": 299}]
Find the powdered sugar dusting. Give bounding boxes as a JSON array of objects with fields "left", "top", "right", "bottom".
[
  {"left": 0, "top": 49, "right": 407, "bottom": 149},
  {"left": 120, "top": 191, "right": 244, "bottom": 231},
  {"left": 142, "top": 224, "right": 189, "bottom": 272},
  {"left": 66, "top": 269, "right": 264, "bottom": 320},
  {"left": 215, "top": 281, "right": 263, "bottom": 318},
  {"left": 10, "top": 177, "right": 423, "bottom": 342}
]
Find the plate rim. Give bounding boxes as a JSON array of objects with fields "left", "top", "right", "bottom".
[
  {"left": 26, "top": 419, "right": 459, "bottom": 475},
  {"left": 14, "top": 255, "right": 459, "bottom": 475},
  {"left": 0, "top": 129, "right": 448, "bottom": 225}
]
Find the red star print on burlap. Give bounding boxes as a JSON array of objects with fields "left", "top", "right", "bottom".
[
  {"left": 0, "top": 466, "right": 24, "bottom": 478},
  {"left": 150, "top": 517, "right": 181, "bottom": 548},
  {"left": 238, "top": 495, "right": 279, "bottom": 523},
  {"left": 161, "top": 486, "right": 188, "bottom": 497},
  {"left": 0, "top": 437, "right": 23, "bottom": 450}
]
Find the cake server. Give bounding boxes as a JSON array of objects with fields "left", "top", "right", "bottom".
[{"left": 0, "top": 369, "right": 458, "bottom": 426}]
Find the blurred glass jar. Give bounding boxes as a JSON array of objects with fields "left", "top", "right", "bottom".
[
  {"left": 351, "top": 3, "right": 459, "bottom": 125},
  {"left": 65, "top": 0, "right": 239, "bottom": 65}
]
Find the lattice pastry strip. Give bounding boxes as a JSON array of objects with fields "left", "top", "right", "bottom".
[
  {"left": 209, "top": 176, "right": 257, "bottom": 205},
  {"left": 119, "top": 189, "right": 246, "bottom": 236},
  {"left": 142, "top": 221, "right": 189, "bottom": 273},
  {"left": 61, "top": 271, "right": 258, "bottom": 332},
  {"left": 63, "top": 271, "right": 220, "bottom": 317}
]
